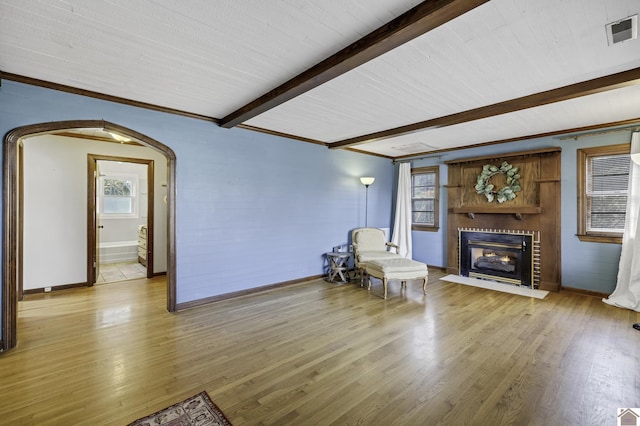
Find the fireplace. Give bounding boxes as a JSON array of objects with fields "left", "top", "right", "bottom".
[{"left": 459, "top": 229, "right": 537, "bottom": 288}]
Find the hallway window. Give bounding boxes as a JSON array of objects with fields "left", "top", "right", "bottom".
[{"left": 100, "top": 175, "right": 138, "bottom": 218}]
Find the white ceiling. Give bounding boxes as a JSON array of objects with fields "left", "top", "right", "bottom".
[{"left": 1, "top": 0, "right": 639, "bottom": 158}]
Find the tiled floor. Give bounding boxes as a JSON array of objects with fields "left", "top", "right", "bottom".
[{"left": 96, "top": 261, "right": 147, "bottom": 284}]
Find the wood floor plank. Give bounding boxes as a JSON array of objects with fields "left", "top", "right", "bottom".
[{"left": 0, "top": 271, "right": 638, "bottom": 425}]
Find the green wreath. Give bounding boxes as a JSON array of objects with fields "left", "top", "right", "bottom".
[{"left": 475, "top": 161, "right": 521, "bottom": 203}]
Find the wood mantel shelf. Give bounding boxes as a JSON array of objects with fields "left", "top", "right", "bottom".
[
  {"left": 453, "top": 206, "right": 541, "bottom": 214},
  {"left": 452, "top": 205, "right": 541, "bottom": 219}
]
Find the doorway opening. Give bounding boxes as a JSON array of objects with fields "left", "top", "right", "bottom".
[
  {"left": 89, "top": 156, "right": 155, "bottom": 285},
  {"left": 2, "top": 120, "right": 177, "bottom": 352}
]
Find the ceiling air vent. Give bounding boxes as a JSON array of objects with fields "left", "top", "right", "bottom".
[
  {"left": 391, "top": 142, "right": 436, "bottom": 153},
  {"left": 606, "top": 14, "right": 637, "bottom": 45}
]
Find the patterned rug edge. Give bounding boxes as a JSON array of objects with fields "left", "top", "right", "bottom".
[{"left": 128, "top": 390, "right": 232, "bottom": 426}]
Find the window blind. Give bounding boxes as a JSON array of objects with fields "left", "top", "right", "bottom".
[
  {"left": 587, "top": 154, "right": 630, "bottom": 232},
  {"left": 412, "top": 170, "right": 436, "bottom": 226}
]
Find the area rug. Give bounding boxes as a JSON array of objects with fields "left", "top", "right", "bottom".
[
  {"left": 128, "top": 391, "right": 232, "bottom": 426},
  {"left": 442, "top": 274, "right": 548, "bottom": 299}
]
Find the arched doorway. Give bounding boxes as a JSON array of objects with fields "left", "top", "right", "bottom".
[{"left": 2, "top": 119, "right": 177, "bottom": 352}]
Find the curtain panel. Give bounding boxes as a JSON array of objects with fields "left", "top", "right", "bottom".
[
  {"left": 391, "top": 163, "right": 412, "bottom": 258},
  {"left": 604, "top": 131, "right": 640, "bottom": 312}
]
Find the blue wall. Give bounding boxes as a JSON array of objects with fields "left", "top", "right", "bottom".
[
  {"left": 1, "top": 78, "right": 628, "bottom": 323},
  {"left": 0, "top": 81, "right": 393, "bottom": 306},
  {"left": 408, "top": 132, "right": 631, "bottom": 294}
]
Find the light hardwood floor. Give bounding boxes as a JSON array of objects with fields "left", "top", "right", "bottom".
[{"left": 1, "top": 270, "right": 639, "bottom": 425}]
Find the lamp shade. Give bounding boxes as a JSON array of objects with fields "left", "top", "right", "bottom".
[
  {"left": 360, "top": 177, "right": 375, "bottom": 186},
  {"left": 632, "top": 152, "right": 640, "bottom": 165}
]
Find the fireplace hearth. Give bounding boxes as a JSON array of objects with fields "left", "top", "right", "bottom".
[{"left": 459, "top": 229, "right": 537, "bottom": 288}]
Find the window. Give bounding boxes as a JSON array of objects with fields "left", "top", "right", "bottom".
[
  {"left": 99, "top": 175, "right": 138, "bottom": 218},
  {"left": 411, "top": 166, "right": 439, "bottom": 231},
  {"left": 577, "top": 144, "right": 631, "bottom": 243}
]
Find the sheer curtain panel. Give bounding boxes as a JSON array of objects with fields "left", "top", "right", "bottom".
[
  {"left": 391, "top": 163, "right": 412, "bottom": 258},
  {"left": 604, "top": 131, "right": 640, "bottom": 312}
]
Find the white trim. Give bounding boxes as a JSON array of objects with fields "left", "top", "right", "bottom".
[
  {"left": 98, "top": 173, "right": 139, "bottom": 219},
  {"left": 99, "top": 240, "right": 138, "bottom": 248},
  {"left": 442, "top": 274, "right": 548, "bottom": 299}
]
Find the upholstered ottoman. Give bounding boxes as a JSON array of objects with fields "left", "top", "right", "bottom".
[{"left": 366, "top": 258, "right": 428, "bottom": 299}]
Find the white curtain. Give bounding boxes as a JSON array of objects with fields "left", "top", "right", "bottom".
[
  {"left": 391, "top": 162, "right": 412, "bottom": 258},
  {"left": 603, "top": 131, "right": 640, "bottom": 312}
]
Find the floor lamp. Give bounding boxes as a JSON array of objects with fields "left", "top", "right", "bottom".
[{"left": 360, "top": 177, "right": 375, "bottom": 227}]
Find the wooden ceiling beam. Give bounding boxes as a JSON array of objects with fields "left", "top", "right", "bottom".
[
  {"left": 218, "top": 0, "right": 489, "bottom": 129},
  {"left": 329, "top": 67, "right": 640, "bottom": 149}
]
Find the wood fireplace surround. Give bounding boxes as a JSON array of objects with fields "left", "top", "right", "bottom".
[{"left": 445, "top": 147, "right": 561, "bottom": 292}]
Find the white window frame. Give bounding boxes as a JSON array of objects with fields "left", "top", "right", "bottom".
[{"left": 98, "top": 174, "right": 139, "bottom": 219}]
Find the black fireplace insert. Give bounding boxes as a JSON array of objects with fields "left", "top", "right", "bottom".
[{"left": 459, "top": 230, "right": 534, "bottom": 287}]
